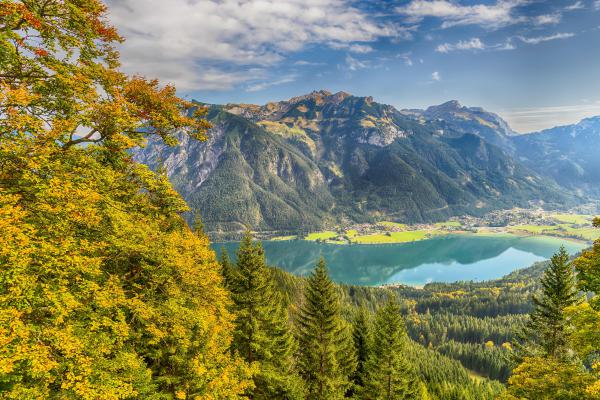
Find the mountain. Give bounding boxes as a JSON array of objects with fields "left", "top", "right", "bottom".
[
  {"left": 512, "top": 116, "right": 600, "bottom": 197},
  {"left": 403, "top": 100, "right": 517, "bottom": 153},
  {"left": 134, "top": 90, "right": 575, "bottom": 234}
]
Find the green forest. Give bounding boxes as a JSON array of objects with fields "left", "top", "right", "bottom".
[{"left": 1, "top": 1, "right": 600, "bottom": 399}]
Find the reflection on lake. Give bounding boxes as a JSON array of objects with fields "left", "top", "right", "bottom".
[{"left": 213, "top": 234, "right": 586, "bottom": 286}]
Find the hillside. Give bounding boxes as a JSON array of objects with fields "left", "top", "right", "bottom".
[
  {"left": 134, "top": 90, "right": 575, "bottom": 234},
  {"left": 269, "top": 251, "right": 555, "bottom": 396},
  {"left": 513, "top": 116, "right": 600, "bottom": 197}
]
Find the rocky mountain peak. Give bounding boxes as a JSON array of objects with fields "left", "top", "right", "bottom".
[{"left": 424, "top": 100, "right": 464, "bottom": 115}]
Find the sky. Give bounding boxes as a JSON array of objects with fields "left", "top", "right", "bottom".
[{"left": 106, "top": 0, "right": 600, "bottom": 132}]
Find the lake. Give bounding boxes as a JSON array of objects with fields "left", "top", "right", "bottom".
[{"left": 213, "top": 234, "right": 587, "bottom": 286}]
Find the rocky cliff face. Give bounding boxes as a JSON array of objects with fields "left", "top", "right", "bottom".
[{"left": 133, "top": 91, "right": 579, "bottom": 233}]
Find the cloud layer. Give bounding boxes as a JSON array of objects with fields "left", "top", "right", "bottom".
[
  {"left": 396, "top": 0, "right": 526, "bottom": 29},
  {"left": 106, "top": 0, "right": 398, "bottom": 90}
]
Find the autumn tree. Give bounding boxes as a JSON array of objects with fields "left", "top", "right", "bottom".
[
  {"left": 228, "top": 233, "right": 304, "bottom": 399},
  {"left": 0, "top": 1, "right": 251, "bottom": 398},
  {"left": 297, "top": 257, "right": 356, "bottom": 399}
]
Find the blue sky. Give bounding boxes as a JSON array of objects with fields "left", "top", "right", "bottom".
[{"left": 107, "top": 0, "right": 600, "bottom": 132}]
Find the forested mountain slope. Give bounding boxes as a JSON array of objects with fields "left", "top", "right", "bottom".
[
  {"left": 513, "top": 116, "right": 600, "bottom": 197},
  {"left": 134, "top": 90, "right": 574, "bottom": 233}
]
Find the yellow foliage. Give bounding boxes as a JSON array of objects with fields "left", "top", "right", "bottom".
[
  {"left": 507, "top": 356, "right": 598, "bottom": 400},
  {"left": 0, "top": 0, "right": 252, "bottom": 398}
]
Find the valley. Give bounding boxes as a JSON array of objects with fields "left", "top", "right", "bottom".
[{"left": 270, "top": 208, "right": 600, "bottom": 245}]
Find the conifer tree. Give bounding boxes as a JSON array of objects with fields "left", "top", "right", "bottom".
[
  {"left": 193, "top": 211, "right": 205, "bottom": 236},
  {"left": 229, "top": 232, "right": 304, "bottom": 399},
  {"left": 362, "top": 297, "right": 424, "bottom": 400},
  {"left": 351, "top": 307, "right": 372, "bottom": 394},
  {"left": 219, "top": 246, "right": 236, "bottom": 289},
  {"left": 297, "top": 257, "right": 357, "bottom": 400},
  {"left": 518, "top": 246, "right": 580, "bottom": 359}
]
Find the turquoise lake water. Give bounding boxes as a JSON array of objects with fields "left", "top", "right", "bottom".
[{"left": 213, "top": 234, "right": 587, "bottom": 286}]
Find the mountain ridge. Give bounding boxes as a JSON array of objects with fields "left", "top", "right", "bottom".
[{"left": 133, "top": 90, "right": 587, "bottom": 234}]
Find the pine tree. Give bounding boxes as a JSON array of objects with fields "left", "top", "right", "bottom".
[
  {"left": 229, "top": 232, "right": 304, "bottom": 399},
  {"left": 518, "top": 246, "right": 580, "bottom": 359},
  {"left": 219, "top": 246, "right": 236, "bottom": 289},
  {"left": 193, "top": 212, "right": 205, "bottom": 236},
  {"left": 297, "top": 257, "right": 357, "bottom": 400},
  {"left": 362, "top": 297, "right": 424, "bottom": 400},
  {"left": 351, "top": 307, "right": 372, "bottom": 394}
]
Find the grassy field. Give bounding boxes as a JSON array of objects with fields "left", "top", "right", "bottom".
[
  {"left": 351, "top": 230, "right": 436, "bottom": 244},
  {"left": 510, "top": 224, "right": 600, "bottom": 242},
  {"left": 550, "top": 213, "right": 592, "bottom": 225},
  {"left": 266, "top": 214, "right": 598, "bottom": 245},
  {"left": 346, "top": 229, "right": 358, "bottom": 238},
  {"left": 305, "top": 231, "right": 338, "bottom": 241},
  {"left": 271, "top": 235, "right": 297, "bottom": 241}
]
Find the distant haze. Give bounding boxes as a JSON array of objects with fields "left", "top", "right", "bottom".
[{"left": 500, "top": 103, "right": 600, "bottom": 133}]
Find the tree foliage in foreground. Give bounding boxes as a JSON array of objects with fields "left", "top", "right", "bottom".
[
  {"left": 297, "top": 258, "right": 356, "bottom": 399},
  {"left": 517, "top": 246, "right": 580, "bottom": 359},
  {"left": 0, "top": 1, "right": 251, "bottom": 398},
  {"left": 226, "top": 233, "right": 304, "bottom": 399},
  {"left": 361, "top": 298, "right": 427, "bottom": 399},
  {"left": 506, "top": 243, "right": 600, "bottom": 399}
]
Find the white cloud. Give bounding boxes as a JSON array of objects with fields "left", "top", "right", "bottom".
[
  {"left": 595, "top": 0, "right": 600, "bottom": 10},
  {"left": 348, "top": 44, "right": 374, "bottom": 54},
  {"left": 436, "top": 37, "right": 485, "bottom": 53},
  {"left": 565, "top": 1, "right": 584, "bottom": 10},
  {"left": 496, "top": 40, "right": 516, "bottom": 50},
  {"left": 345, "top": 55, "right": 370, "bottom": 71},
  {"left": 436, "top": 37, "right": 516, "bottom": 52},
  {"left": 294, "top": 60, "right": 326, "bottom": 66},
  {"left": 431, "top": 71, "right": 441, "bottom": 81},
  {"left": 534, "top": 13, "right": 561, "bottom": 25},
  {"left": 518, "top": 32, "right": 575, "bottom": 45},
  {"left": 106, "top": 0, "right": 399, "bottom": 91},
  {"left": 330, "top": 42, "right": 374, "bottom": 53},
  {"left": 395, "top": 52, "right": 414, "bottom": 66},
  {"left": 246, "top": 74, "right": 298, "bottom": 92},
  {"left": 396, "top": 0, "right": 527, "bottom": 29}
]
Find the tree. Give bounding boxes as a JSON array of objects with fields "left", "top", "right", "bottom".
[
  {"left": 506, "top": 356, "right": 595, "bottom": 400},
  {"left": 518, "top": 246, "right": 580, "bottom": 359},
  {"left": 507, "top": 247, "right": 596, "bottom": 399},
  {"left": 362, "top": 297, "right": 425, "bottom": 400},
  {"left": 351, "top": 307, "right": 372, "bottom": 394},
  {"left": 297, "top": 258, "right": 356, "bottom": 400},
  {"left": 571, "top": 220, "right": 600, "bottom": 397},
  {"left": 0, "top": 1, "right": 251, "bottom": 398},
  {"left": 220, "top": 246, "right": 237, "bottom": 289},
  {"left": 193, "top": 212, "right": 205, "bottom": 236},
  {"left": 229, "top": 232, "right": 304, "bottom": 399}
]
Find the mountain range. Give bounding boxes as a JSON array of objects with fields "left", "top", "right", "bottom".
[{"left": 133, "top": 90, "right": 598, "bottom": 234}]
